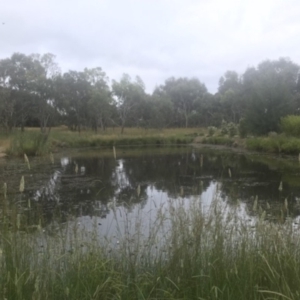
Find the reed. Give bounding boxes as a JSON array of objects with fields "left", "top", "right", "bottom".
[
  {"left": 1, "top": 189, "right": 300, "bottom": 299},
  {"left": 6, "top": 131, "right": 50, "bottom": 156}
]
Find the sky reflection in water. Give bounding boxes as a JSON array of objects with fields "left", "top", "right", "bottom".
[{"left": 3, "top": 146, "right": 300, "bottom": 237}]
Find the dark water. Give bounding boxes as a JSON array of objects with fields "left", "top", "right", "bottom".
[{"left": 2, "top": 146, "right": 300, "bottom": 233}]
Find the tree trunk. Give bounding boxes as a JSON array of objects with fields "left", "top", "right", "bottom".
[{"left": 185, "top": 115, "right": 188, "bottom": 128}]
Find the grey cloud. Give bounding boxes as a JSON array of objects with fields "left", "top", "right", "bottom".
[{"left": 1, "top": 0, "right": 300, "bottom": 94}]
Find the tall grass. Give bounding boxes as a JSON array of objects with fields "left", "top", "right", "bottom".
[
  {"left": 246, "top": 136, "right": 300, "bottom": 154},
  {"left": 1, "top": 127, "right": 203, "bottom": 156},
  {"left": 201, "top": 136, "right": 234, "bottom": 147},
  {"left": 49, "top": 127, "right": 199, "bottom": 149},
  {"left": 1, "top": 191, "right": 300, "bottom": 299},
  {"left": 6, "top": 131, "right": 50, "bottom": 156}
]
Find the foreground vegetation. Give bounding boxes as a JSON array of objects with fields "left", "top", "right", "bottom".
[{"left": 1, "top": 192, "right": 300, "bottom": 299}]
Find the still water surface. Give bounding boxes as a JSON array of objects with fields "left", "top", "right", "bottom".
[{"left": 2, "top": 146, "right": 300, "bottom": 236}]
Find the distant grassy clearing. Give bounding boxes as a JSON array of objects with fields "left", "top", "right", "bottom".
[{"left": 1, "top": 127, "right": 206, "bottom": 156}]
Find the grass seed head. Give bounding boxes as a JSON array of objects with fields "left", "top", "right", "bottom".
[
  {"left": 19, "top": 176, "right": 25, "bottom": 193},
  {"left": 3, "top": 182, "right": 7, "bottom": 199},
  {"left": 24, "top": 153, "right": 30, "bottom": 170},
  {"left": 113, "top": 146, "right": 116, "bottom": 160},
  {"left": 284, "top": 198, "right": 288, "bottom": 210},
  {"left": 278, "top": 181, "right": 283, "bottom": 192}
]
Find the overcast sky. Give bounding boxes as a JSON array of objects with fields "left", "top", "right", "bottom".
[{"left": 1, "top": 0, "right": 300, "bottom": 93}]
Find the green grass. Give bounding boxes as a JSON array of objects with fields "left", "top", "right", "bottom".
[
  {"left": 1, "top": 127, "right": 204, "bottom": 156},
  {"left": 201, "top": 136, "right": 235, "bottom": 147},
  {"left": 6, "top": 130, "right": 50, "bottom": 156},
  {"left": 49, "top": 127, "right": 199, "bottom": 148},
  {"left": 246, "top": 136, "right": 300, "bottom": 154},
  {"left": 1, "top": 193, "right": 300, "bottom": 299},
  {"left": 199, "top": 132, "right": 300, "bottom": 156}
]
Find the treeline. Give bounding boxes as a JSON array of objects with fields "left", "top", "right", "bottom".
[{"left": 0, "top": 53, "right": 300, "bottom": 135}]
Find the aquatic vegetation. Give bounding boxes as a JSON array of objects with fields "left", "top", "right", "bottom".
[{"left": 1, "top": 190, "right": 300, "bottom": 299}]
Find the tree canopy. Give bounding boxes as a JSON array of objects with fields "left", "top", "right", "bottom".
[{"left": 0, "top": 53, "right": 299, "bottom": 135}]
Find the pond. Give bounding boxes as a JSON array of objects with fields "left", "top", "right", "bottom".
[{"left": 1, "top": 145, "right": 300, "bottom": 238}]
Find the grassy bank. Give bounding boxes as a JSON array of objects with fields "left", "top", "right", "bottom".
[
  {"left": 200, "top": 135, "right": 236, "bottom": 147},
  {"left": 1, "top": 194, "right": 300, "bottom": 299},
  {"left": 246, "top": 136, "right": 300, "bottom": 155},
  {"left": 50, "top": 127, "right": 198, "bottom": 148},
  {"left": 197, "top": 133, "right": 300, "bottom": 156},
  {"left": 4, "top": 127, "right": 300, "bottom": 157},
  {"left": 0, "top": 127, "right": 202, "bottom": 156}
]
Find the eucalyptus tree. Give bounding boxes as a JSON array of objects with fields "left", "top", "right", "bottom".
[
  {"left": 150, "top": 89, "right": 174, "bottom": 129},
  {"left": 112, "top": 74, "right": 146, "bottom": 134},
  {"left": 156, "top": 77, "right": 207, "bottom": 127},
  {"left": 0, "top": 53, "right": 44, "bottom": 130},
  {"left": 85, "top": 67, "right": 112, "bottom": 132},
  {"left": 217, "top": 70, "right": 244, "bottom": 123},
  {"left": 0, "top": 52, "right": 60, "bottom": 132},
  {"left": 200, "top": 93, "right": 223, "bottom": 127},
  {"left": 55, "top": 70, "right": 91, "bottom": 131},
  {"left": 242, "top": 58, "right": 300, "bottom": 135},
  {"left": 0, "top": 58, "right": 15, "bottom": 131},
  {"left": 32, "top": 53, "right": 60, "bottom": 132},
  {"left": 0, "top": 86, "right": 14, "bottom": 131}
]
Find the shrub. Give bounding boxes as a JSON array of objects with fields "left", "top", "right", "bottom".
[
  {"left": 8, "top": 131, "right": 50, "bottom": 156},
  {"left": 227, "top": 122, "right": 238, "bottom": 137},
  {"left": 219, "top": 120, "right": 238, "bottom": 137},
  {"left": 220, "top": 120, "right": 228, "bottom": 135},
  {"left": 281, "top": 115, "right": 300, "bottom": 137},
  {"left": 245, "top": 136, "right": 300, "bottom": 154},
  {"left": 207, "top": 126, "right": 217, "bottom": 136}
]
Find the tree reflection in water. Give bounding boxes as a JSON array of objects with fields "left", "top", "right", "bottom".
[{"left": 2, "top": 146, "right": 300, "bottom": 232}]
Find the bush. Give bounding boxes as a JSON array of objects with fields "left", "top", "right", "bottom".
[
  {"left": 281, "top": 115, "right": 300, "bottom": 137},
  {"left": 227, "top": 122, "right": 238, "bottom": 137},
  {"left": 220, "top": 120, "right": 238, "bottom": 137},
  {"left": 246, "top": 137, "right": 283, "bottom": 153},
  {"left": 8, "top": 131, "right": 50, "bottom": 156},
  {"left": 220, "top": 120, "right": 228, "bottom": 135},
  {"left": 207, "top": 126, "right": 217, "bottom": 136},
  {"left": 246, "top": 136, "right": 300, "bottom": 154}
]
